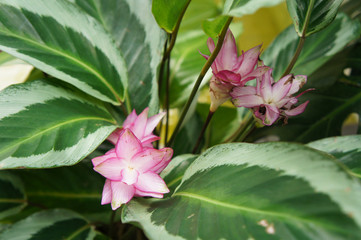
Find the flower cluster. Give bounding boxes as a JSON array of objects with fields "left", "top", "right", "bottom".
[
  {"left": 92, "top": 108, "right": 172, "bottom": 210},
  {"left": 203, "top": 29, "right": 311, "bottom": 125}
]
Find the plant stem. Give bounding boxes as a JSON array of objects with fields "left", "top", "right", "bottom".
[
  {"left": 192, "top": 110, "right": 214, "bottom": 153},
  {"left": 281, "top": 0, "right": 314, "bottom": 78},
  {"left": 165, "top": 50, "right": 171, "bottom": 142},
  {"left": 223, "top": 111, "right": 252, "bottom": 143},
  {"left": 166, "top": 17, "right": 233, "bottom": 147},
  {"left": 236, "top": 120, "right": 255, "bottom": 142},
  {"left": 158, "top": 39, "right": 168, "bottom": 99},
  {"left": 124, "top": 91, "right": 131, "bottom": 115},
  {"left": 280, "top": 36, "right": 305, "bottom": 78}
]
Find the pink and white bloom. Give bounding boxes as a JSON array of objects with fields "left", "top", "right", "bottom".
[
  {"left": 108, "top": 108, "right": 165, "bottom": 148},
  {"left": 231, "top": 69, "right": 312, "bottom": 126},
  {"left": 201, "top": 29, "right": 269, "bottom": 111},
  {"left": 93, "top": 129, "right": 173, "bottom": 210}
]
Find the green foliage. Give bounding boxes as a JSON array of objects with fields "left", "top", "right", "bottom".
[
  {"left": 223, "top": 0, "right": 284, "bottom": 17},
  {"left": 0, "top": 80, "right": 116, "bottom": 169},
  {"left": 308, "top": 135, "right": 361, "bottom": 178},
  {"left": 152, "top": 0, "right": 190, "bottom": 33},
  {"left": 202, "top": 16, "right": 230, "bottom": 38},
  {"left": 263, "top": 13, "right": 361, "bottom": 81},
  {"left": 287, "top": 0, "right": 344, "bottom": 36},
  {"left": 122, "top": 142, "right": 361, "bottom": 239},
  {"left": 0, "top": 209, "right": 96, "bottom": 240},
  {"left": 0, "top": 0, "right": 127, "bottom": 104},
  {"left": 73, "top": 0, "right": 165, "bottom": 114},
  {"left": 0, "top": 172, "right": 26, "bottom": 220}
]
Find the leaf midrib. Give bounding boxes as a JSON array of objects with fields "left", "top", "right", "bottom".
[
  {"left": 0, "top": 116, "right": 115, "bottom": 155},
  {"left": 0, "top": 28, "right": 121, "bottom": 103},
  {"left": 173, "top": 191, "right": 351, "bottom": 234}
]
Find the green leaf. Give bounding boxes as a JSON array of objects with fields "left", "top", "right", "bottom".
[
  {"left": 286, "top": 0, "right": 343, "bottom": 36},
  {"left": 0, "top": 0, "right": 127, "bottom": 105},
  {"left": 12, "top": 160, "right": 111, "bottom": 222},
  {"left": 307, "top": 135, "right": 361, "bottom": 178},
  {"left": 223, "top": 0, "right": 284, "bottom": 17},
  {"left": 0, "top": 209, "right": 96, "bottom": 240},
  {"left": 202, "top": 16, "right": 229, "bottom": 38},
  {"left": 0, "top": 172, "right": 26, "bottom": 220},
  {"left": 122, "top": 142, "right": 361, "bottom": 239},
  {"left": 72, "top": 0, "right": 165, "bottom": 114},
  {"left": 152, "top": 0, "right": 190, "bottom": 33},
  {"left": 161, "top": 154, "right": 197, "bottom": 195},
  {"left": 263, "top": 13, "right": 361, "bottom": 81},
  {"left": 0, "top": 80, "right": 117, "bottom": 169}
]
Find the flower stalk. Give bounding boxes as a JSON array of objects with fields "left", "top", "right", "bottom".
[
  {"left": 192, "top": 110, "right": 214, "bottom": 153},
  {"left": 167, "top": 17, "right": 233, "bottom": 147}
]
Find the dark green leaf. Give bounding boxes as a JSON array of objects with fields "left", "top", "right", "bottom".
[
  {"left": 0, "top": 209, "right": 96, "bottom": 240},
  {"left": 123, "top": 142, "right": 361, "bottom": 239},
  {"left": 287, "top": 0, "right": 343, "bottom": 36},
  {"left": 0, "top": 80, "right": 117, "bottom": 169},
  {"left": 263, "top": 13, "right": 361, "bottom": 81},
  {"left": 152, "top": 0, "right": 190, "bottom": 33},
  {"left": 223, "top": 0, "right": 283, "bottom": 17},
  {"left": 0, "top": 172, "right": 26, "bottom": 220},
  {"left": 0, "top": 0, "right": 127, "bottom": 104},
  {"left": 12, "top": 160, "right": 111, "bottom": 222},
  {"left": 307, "top": 135, "right": 361, "bottom": 178},
  {"left": 73, "top": 0, "right": 165, "bottom": 114}
]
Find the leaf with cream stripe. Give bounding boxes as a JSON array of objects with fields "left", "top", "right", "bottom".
[
  {"left": 0, "top": 0, "right": 127, "bottom": 105},
  {"left": 0, "top": 80, "right": 117, "bottom": 169},
  {"left": 0, "top": 209, "right": 96, "bottom": 240},
  {"left": 122, "top": 142, "right": 361, "bottom": 240},
  {"left": 72, "top": 0, "right": 165, "bottom": 113}
]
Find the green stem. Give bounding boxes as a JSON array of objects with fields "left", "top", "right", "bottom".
[
  {"left": 167, "top": 17, "right": 233, "bottom": 147},
  {"left": 158, "top": 39, "right": 168, "bottom": 99},
  {"left": 281, "top": 0, "right": 314, "bottom": 78},
  {"left": 192, "top": 110, "right": 214, "bottom": 153},
  {"left": 236, "top": 120, "right": 255, "bottom": 142},
  {"left": 124, "top": 91, "right": 131, "bottom": 115},
  {"left": 165, "top": 50, "right": 171, "bottom": 142},
  {"left": 223, "top": 112, "right": 253, "bottom": 143}
]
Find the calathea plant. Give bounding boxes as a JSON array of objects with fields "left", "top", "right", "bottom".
[{"left": 0, "top": 0, "right": 361, "bottom": 239}]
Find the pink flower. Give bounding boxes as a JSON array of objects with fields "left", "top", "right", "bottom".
[
  {"left": 201, "top": 29, "right": 269, "bottom": 86},
  {"left": 231, "top": 69, "right": 312, "bottom": 126},
  {"left": 108, "top": 108, "right": 165, "bottom": 148},
  {"left": 201, "top": 29, "right": 269, "bottom": 111},
  {"left": 93, "top": 129, "right": 173, "bottom": 210}
]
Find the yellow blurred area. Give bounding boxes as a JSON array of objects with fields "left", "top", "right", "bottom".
[
  {"left": 198, "top": 2, "right": 292, "bottom": 107},
  {"left": 236, "top": 2, "right": 292, "bottom": 50}
]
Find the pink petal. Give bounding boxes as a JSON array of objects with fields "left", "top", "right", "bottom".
[
  {"left": 107, "top": 128, "right": 122, "bottom": 145},
  {"left": 130, "top": 108, "right": 149, "bottom": 140},
  {"left": 134, "top": 189, "right": 164, "bottom": 198},
  {"left": 272, "top": 75, "right": 292, "bottom": 102},
  {"left": 150, "top": 148, "right": 173, "bottom": 174},
  {"left": 236, "top": 44, "right": 262, "bottom": 76},
  {"left": 232, "top": 95, "right": 264, "bottom": 108},
  {"left": 130, "top": 149, "right": 162, "bottom": 172},
  {"left": 115, "top": 129, "right": 142, "bottom": 160},
  {"left": 260, "top": 69, "right": 274, "bottom": 101},
  {"left": 199, "top": 50, "right": 210, "bottom": 61},
  {"left": 207, "top": 37, "right": 216, "bottom": 53},
  {"left": 230, "top": 86, "right": 257, "bottom": 97},
  {"left": 141, "top": 135, "right": 161, "bottom": 146},
  {"left": 110, "top": 181, "right": 135, "bottom": 210},
  {"left": 215, "top": 70, "right": 242, "bottom": 85},
  {"left": 134, "top": 172, "right": 169, "bottom": 194},
  {"left": 101, "top": 179, "right": 112, "bottom": 205},
  {"left": 145, "top": 112, "right": 165, "bottom": 136},
  {"left": 123, "top": 109, "right": 138, "bottom": 128},
  {"left": 92, "top": 149, "right": 116, "bottom": 167},
  {"left": 289, "top": 75, "right": 307, "bottom": 95},
  {"left": 217, "top": 29, "right": 238, "bottom": 71},
  {"left": 263, "top": 104, "right": 279, "bottom": 126},
  {"left": 240, "top": 66, "right": 270, "bottom": 83},
  {"left": 120, "top": 168, "right": 139, "bottom": 185},
  {"left": 284, "top": 101, "right": 309, "bottom": 116},
  {"left": 94, "top": 158, "right": 125, "bottom": 181}
]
